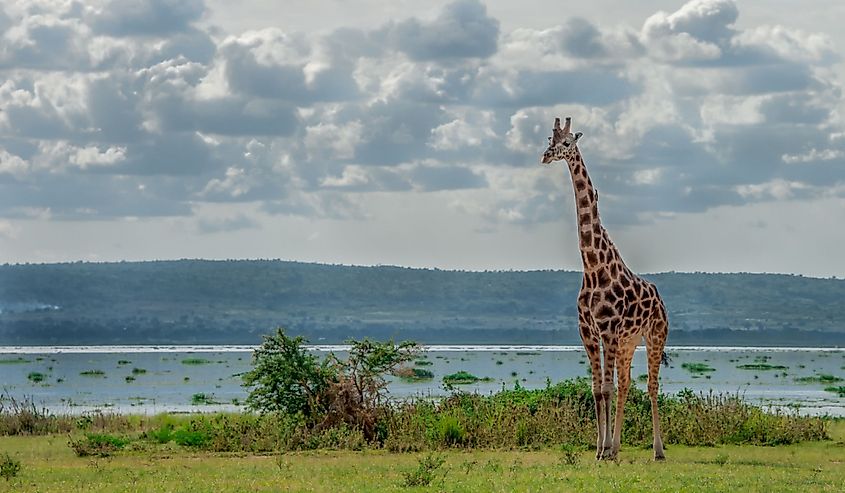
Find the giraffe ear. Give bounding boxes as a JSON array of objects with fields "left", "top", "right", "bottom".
[{"left": 573, "top": 132, "right": 583, "bottom": 143}]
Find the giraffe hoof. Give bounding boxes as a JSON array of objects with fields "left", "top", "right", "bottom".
[{"left": 654, "top": 453, "right": 666, "bottom": 462}]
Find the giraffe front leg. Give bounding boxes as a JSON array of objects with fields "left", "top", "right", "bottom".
[
  {"left": 581, "top": 336, "right": 604, "bottom": 460},
  {"left": 600, "top": 337, "right": 617, "bottom": 459}
]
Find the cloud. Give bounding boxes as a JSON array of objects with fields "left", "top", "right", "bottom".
[
  {"left": 782, "top": 148, "right": 844, "bottom": 164},
  {"left": 0, "top": 0, "right": 844, "bottom": 233},
  {"left": 409, "top": 163, "right": 487, "bottom": 191},
  {"left": 89, "top": 0, "right": 206, "bottom": 37},
  {"left": 196, "top": 213, "right": 258, "bottom": 234},
  {"left": 387, "top": 0, "right": 500, "bottom": 61},
  {"left": 0, "top": 219, "right": 18, "bottom": 239}
]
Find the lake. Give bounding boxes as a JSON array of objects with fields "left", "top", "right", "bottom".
[{"left": 1, "top": 345, "right": 843, "bottom": 416}]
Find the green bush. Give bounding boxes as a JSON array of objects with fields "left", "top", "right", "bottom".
[
  {"left": 69, "top": 433, "right": 131, "bottom": 457},
  {"left": 1, "top": 454, "right": 21, "bottom": 482},
  {"left": 243, "top": 327, "right": 417, "bottom": 441}
]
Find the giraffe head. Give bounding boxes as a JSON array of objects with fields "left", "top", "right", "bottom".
[{"left": 541, "top": 117, "right": 583, "bottom": 165}]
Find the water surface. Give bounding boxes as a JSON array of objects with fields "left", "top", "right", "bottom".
[{"left": 1, "top": 345, "right": 843, "bottom": 416}]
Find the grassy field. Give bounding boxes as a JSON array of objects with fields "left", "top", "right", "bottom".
[{"left": 1, "top": 421, "right": 843, "bottom": 492}]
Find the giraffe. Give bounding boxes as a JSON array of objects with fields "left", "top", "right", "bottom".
[{"left": 540, "top": 117, "right": 669, "bottom": 461}]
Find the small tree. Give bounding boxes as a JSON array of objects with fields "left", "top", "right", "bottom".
[
  {"left": 242, "top": 327, "right": 418, "bottom": 441},
  {"left": 242, "top": 328, "right": 334, "bottom": 420},
  {"left": 322, "top": 339, "right": 418, "bottom": 439}
]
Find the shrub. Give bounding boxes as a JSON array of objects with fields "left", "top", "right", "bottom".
[
  {"left": 243, "top": 327, "right": 417, "bottom": 441},
  {"left": 69, "top": 433, "right": 131, "bottom": 457},
  {"left": 401, "top": 453, "right": 446, "bottom": 487},
  {"left": 0, "top": 393, "right": 62, "bottom": 435},
  {"left": 1, "top": 454, "right": 21, "bottom": 482}
]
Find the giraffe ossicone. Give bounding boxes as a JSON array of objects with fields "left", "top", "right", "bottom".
[{"left": 540, "top": 116, "right": 670, "bottom": 461}]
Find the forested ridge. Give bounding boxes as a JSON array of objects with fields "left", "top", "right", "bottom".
[{"left": 1, "top": 260, "right": 843, "bottom": 345}]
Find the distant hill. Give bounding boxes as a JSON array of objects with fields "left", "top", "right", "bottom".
[{"left": 0, "top": 260, "right": 843, "bottom": 346}]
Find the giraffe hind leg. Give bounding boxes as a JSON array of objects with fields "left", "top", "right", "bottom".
[{"left": 647, "top": 330, "right": 667, "bottom": 461}]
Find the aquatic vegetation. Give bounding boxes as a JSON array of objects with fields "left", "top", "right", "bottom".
[
  {"left": 396, "top": 368, "right": 434, "bottom": 382},
  {"left": 795, "top": 374, "right": 843, "bottom": 384},
  {"left": 131, "top": 367, "right": 146, "bottom": 375},
  {"left": 442, "top": 371, "right": 492, "bottom": 385},
  {"left": 27, "top": 372, "right": 45, "bottom": 383},
  {"left": 0, "top": 357, "right": 30, "bottom": 364},
  {"left": 79, "top": 370, "right": 106, "bottom": 377},
  {"left": 124, "top": 376, "right": 135, "bottom": 383},
  {"left": 182, "top": 358, "right": 213, "bottom": 365},
  {"left": 414, "top": 360, "right": 433, "bottom": 366},
  {"left": 117, "top": 360, "right": 131, "bottom": 365},
  {"left": 682, "top": 362, "right": 716, "bottom": 374},
  {"left": 737, "top": 364, "right": 788, "bottom": 370},
  {"left": 191, "top": 393, "right": 219, "bottom": 405},
  {"left": 824, "top": 386, "right": 845, "bottom": 397}
]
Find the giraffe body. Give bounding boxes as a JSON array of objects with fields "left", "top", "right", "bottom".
[{"left": 541, "top": 117, "right": 669, "bottom": 460}]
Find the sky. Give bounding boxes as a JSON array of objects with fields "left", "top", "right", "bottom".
[{"left": 1, "top": 0, "right": 844, "bottom": 277}]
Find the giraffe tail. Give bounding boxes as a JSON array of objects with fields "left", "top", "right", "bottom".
[{"left": 660, "top": 351, "right": 670, "bottom": 367}]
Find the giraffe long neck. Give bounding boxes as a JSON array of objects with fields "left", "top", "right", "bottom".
[{"left": 566, "top": 147, "right": 604, "bottom": 271}]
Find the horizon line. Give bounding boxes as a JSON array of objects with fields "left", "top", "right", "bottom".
[{"left": 0, "top": 257, "right": 840, "bottom": 280}]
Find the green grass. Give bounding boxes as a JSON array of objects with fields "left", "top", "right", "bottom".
[{"left": 0, "top": 424, "right": 843, "bottom": 492}]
